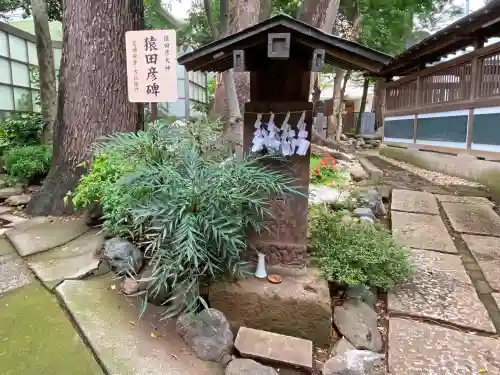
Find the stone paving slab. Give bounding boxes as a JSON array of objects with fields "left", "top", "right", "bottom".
[
  {"left": 388, "top": 249, "right": 495, "bottom": 333},
  {"left": 26, "top": 229, "right": 105, "bottom": 290},
  {"left": 234, "top": 326, "right": 313, "bottom": 372},
  {"left": 6, "top": 217, "right": 89, "bottom": 256},
  {"left": 493, "top": 293, "right": 500, "bottom": 310},
  {"left": 391, "top": 189, "right": 439, "bottom": 214},
  {"left": 56, "top": 277, "right": 223, "bottom": 375},
  {"left": 0, "top": 252, "right": 33, "bottom": 294},
  {"left": 391, "top": 211, "right": 457, "bottom": 253},
  {"left": 435, "top": 194, "right": 493, "bottom": 206},
  {"left": 442, "top": 202, "right": 500, "bottom": 236},
  {"left": 0, "top": 236, "right": 16, "bottom": 255},
  {"left": 0, "top": 283, "right": 103, "bottom": 375},
  {"left": 462, "top": 234, "right": 500, "bottom": 292},
  {"left": 389, "top": 318, "right": 500, "bottom": 375}
]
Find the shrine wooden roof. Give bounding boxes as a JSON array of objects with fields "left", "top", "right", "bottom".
[
  {"left": 177, "top": 14, "right": 392, "bottom": 74},
  {"left": 382, "top": 0, "right": 500, "bottom": 76}
]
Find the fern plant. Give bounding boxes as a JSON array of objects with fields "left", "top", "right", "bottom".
[{"left": 74, "top": 117, "right": 303, "bottom": 317}]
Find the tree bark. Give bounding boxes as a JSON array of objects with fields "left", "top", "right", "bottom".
[
  {"left": 31, "top": 0, "right": 57, "bottom": 143},
  {"left": 26, "top": 0, "right": 144, "bottom": 216},
  {"left": 259, "top": 0, "right": 272, "bottom": 21},
  {"left": 356, "top": 76, "right": 369, "bottom": 134},
  {"left": 372, "top": 78, "right": 384, "bottom": 129}
]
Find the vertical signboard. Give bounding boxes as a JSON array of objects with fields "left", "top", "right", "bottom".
[{"left": 125, "top": 29, "right": 177, "bottom": 103}]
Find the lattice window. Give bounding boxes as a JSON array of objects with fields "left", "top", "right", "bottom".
[
  {"left": 420, "top": 62, "right": 472, "bottom": 105},
  {"left": 478, "top": 51, "right": 500, "bottom": 98},
  {"left": 386, "top": 79, "right": 417, "bottom": 110}
]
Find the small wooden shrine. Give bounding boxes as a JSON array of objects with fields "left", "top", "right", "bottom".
[{"left": 178, "top": 14, "right": 391, "bottom": 266}]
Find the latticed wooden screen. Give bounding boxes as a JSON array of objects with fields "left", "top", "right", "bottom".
[
  {"left": 420, "top": 62, "right": 472, "bottom": 105},
  {"left": 478, "top": 51, "right": 500, "bottom": 98},
  {"left": 385, "top": 79, "right": 417, "bottom": 110}
]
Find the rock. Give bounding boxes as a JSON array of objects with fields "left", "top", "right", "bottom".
[
  {"left": 353, "top": 189, "right": 386, "bottom": 217},
  {"left": 333, "top": 299, "right": 383, "bottom": 352},
  {"left": 322, "top": 350, "right": 385, "bottom": 375},
  {"left": 84, "top": 202, "right": 103, "bottom": 226},
  {"left": 340, "top": 134, "right": 349, "bottom": 141},
  {"left": 346, "top": 285, "right": 378, "bottom": 308},
  {"left": 121, "top": 277, "right": 139, "bottom": 295},
  {"left": 331, "top": 337, "right": 356, "bottom": 356},
  {"left": 176, "top": 308, "right": 234, "bottom": 363},
  {"left": 0, "top": 186, "right": 23, "bottom": 199},
  {"left": 5, "top": 194, "right": 31, "bottom": 206},
  {"left": 225, "top": 359, "right": 278, "bottom": 375},
  {"left": 103, "top": 237, "right": 143, "bottom": 275},
  {"left": 309, "top": 186, "right": 343, "bottom": 205},
  {"left": 376, "top": 185, "right": 391, "bottom": 202},
  {"left": 137, "top": 262, "right": 171, "bottom": 305},
  {"left": 356, "top": 138, "right": 365, "bottom": 146},
  {"left": 352, "top": 207, "right": 375, "bottom": 220},
  {"left": 350, "top": 167, "right": 368, "bottom": 182},
  {"left": 235, "top": 326, "right": 313, "bottom": 372},
  {"left": 362, "top": 144, "right": 374, "bottom": 149}
]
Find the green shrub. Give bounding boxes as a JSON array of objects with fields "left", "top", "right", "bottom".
[
  {"left": 309, "top": 206, "right": 413, "bottom": 290},
  {"left": 74, "top": 117, "right": 302, "bottom": 317},
  {"left": 0, "top": 113, "right": 45, "bottom": 149},
  {"left": 4, "top": 145, "right": 52, "bottom": 183}
]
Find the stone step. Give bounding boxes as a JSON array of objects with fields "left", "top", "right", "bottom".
[
  {"left": 25, "top": 229, "right": 106, "bottom": 290},
  {"left": 56, "top": 277, "right": 223, "bottom": 375},
  {"left": 5, "top": 217, "right": 89, "bottom": 257},
  {"left": 234, "top": 326, "right": 313, "bottom": 373}
]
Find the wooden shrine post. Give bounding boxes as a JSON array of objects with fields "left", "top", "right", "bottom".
[{"left": 177, "top": 15, "right": 391, "bottom": 266}]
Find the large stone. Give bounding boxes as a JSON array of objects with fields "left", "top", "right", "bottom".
[
  {"left": 5, "top": 194, "right": 31, "bottom": 206},
  {"left": 462, "top": 234, "right": 500, "bottom": 292},
  {"left": 25, "top": 229, "right": 105, "bottom": 289},
  {"left": 333, "top": 300, "right": 382, "bottom": 353},
  {"left": 309, "top": 186, "right": 343, "bottom": 205},
  {"left": 0, "top": 252, "right": 33, "bottom": 293},
  {"left": 442, "top": 202, "right": 500, "bottom": 236},
  {"left": 103, "top": 237, "right": 143, "bottom": 275},
  {"left": 137, "top": 262, "right": 171, "bottom": 305},
  {"left": 56, "top": 277, "right": 223, "bottom": 375},
  {"left": 225, "top": 359, "right": 278, "bottom": 375},
  {"left": 391, "top": 211, "right": 457, "bottom": 253},
  {"left": 209, "top": 269, "right": 332, "bottom": 347},
  {"left": 493, "top": 293, "right": 500, "bottom": 309},
  {"left": 391, "top": 189, "right": 439, "bottom": 215},
  {"left": 0, "top": 236, "right": 16, "bottom": 255},
  {"left": 388, "top": 249, "right": 495, "bottom": 333},
  {"left": 435, "top": 194, "right": 493, "bottom": 206},
  {"left": 352, "top": 188, "right": 386, "bottom": 217},
  {"left": 350, "top": 166, "right": 368, "bottom": 182},
  {"left": 0, "top": 185, "right": 23, "bottom": 199},
  {"left": 346, "top": 285, "right": 377, "bottom": 308},
  {"left": 389, "top": 318, "right": 500, "bottom": 375},
  {"left": 331, "top": 337, "right": 356, "bottom": 356},
  {"left": 0, "top": 283, "right": 103, "bottom": 375},
  {"left": 176, "top": 308, "right": 234, "bottom": 363},
  {"left": 322, "top": 350, "right": 385, "bottom": 375},
  {"left": 235, "top": 327, "right": 313, "bottom": 372},
  {"left": 5, "top": 217, "right": 89, "bottom": 257}
]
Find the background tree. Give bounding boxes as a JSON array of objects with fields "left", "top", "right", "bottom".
[
  {"left": 26, "top": 0, "right": 144, "bottom": 215},
  {"left": 31, "top": 0, "right": 56, "bottom": 142}
]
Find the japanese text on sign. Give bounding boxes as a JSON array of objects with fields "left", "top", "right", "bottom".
[{"left": 125, "top": 29, "right": 177, "bottom": 103}]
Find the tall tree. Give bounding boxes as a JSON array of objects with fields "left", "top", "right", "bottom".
[
  {"left": 26, "top": 0, "right": 144, "bottom": 215},
  {"left": 31, "top": 0, "right": 57, "bottom": 142}
]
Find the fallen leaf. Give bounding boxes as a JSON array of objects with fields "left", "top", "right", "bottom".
[
  {"left": 479, "top": 370, "right": 488, "bottom": 374},
  {"left": 129, "top": 321, "right": 136, "bottom": 326},
  {"left": 169, "top": 353, "right": 178, "bottom": 360},
  {"left": 151, "top": 332, "right": 158, "bottom": 338},
  {"left": 110, "top": 285, "right": 116, "bottom": 290}
]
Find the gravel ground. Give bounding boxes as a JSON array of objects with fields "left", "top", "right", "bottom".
[{"left": 377, "top": 154, "right": 484, "bottom": 188}]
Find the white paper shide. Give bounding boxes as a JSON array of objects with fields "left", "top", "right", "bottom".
[{"left": 250, "top": 111, "right": 310, "bottom": 157}]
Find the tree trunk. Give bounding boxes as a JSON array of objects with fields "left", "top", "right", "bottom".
[
  {"left": 356, "top": 77, "right": 369, "bottom": 134},
  {"left": 372, "top": 78, "right": 384, "bottom": 129},
  {"left": 26, "top": 0, "right": 144, "bottom": 216},
  {"left": 31, "top": 0, "right": 57, "bottom": 143}
]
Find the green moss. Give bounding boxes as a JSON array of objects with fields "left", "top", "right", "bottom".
[
  {"left": 0, "top": 283, "right": 103, "bottom": 375},
  {"left": 478, "top": 170, "right": 500, "bottom": 195}
]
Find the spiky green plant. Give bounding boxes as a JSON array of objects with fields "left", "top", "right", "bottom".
[{"left": 117, "top": 147, "right": 302, "bottom": 317}]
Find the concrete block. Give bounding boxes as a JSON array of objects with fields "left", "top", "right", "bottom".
[{"left": 209, "top": 268, "right": 332, "bottom": 347}]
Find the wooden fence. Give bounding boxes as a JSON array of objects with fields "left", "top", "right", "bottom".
[{"left": 383, "top": 41, "right": 500, "bottom": 159}]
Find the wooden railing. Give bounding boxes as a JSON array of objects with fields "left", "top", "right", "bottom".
[{"left": 384, "top": 41, "right": 500, "bottom": 116}]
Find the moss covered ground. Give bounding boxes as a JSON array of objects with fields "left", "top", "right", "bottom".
[{"left": 0, "top": 283, "right": 103, "bottom": 375}]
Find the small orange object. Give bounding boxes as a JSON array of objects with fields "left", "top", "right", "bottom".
[{"left": 267, "top": 274, "right": 283, "bottom": 284}]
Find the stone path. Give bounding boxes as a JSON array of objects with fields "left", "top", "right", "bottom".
[
  {"left": 0, "top": 214, "right": 222, "bottom": 375},
  {"left": 389, "top": 188, "right": 500, "bottom": 374}
]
